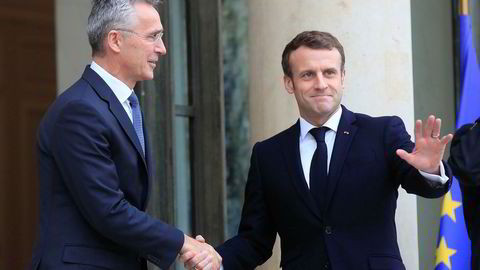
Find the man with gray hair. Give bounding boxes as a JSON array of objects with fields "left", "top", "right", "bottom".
[{"left": 31, "top": 1, "right": 220, "bottom": 269}]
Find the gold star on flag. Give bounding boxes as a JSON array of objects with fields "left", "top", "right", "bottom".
[
  {"left": 440, "top": 191, "right": 462, "bottom": 222},
  {"left": 436, "top": 236, "right": 457, "bottom": 269}
]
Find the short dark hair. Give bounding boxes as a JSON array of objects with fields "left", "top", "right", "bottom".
[{"left": 281, "top": 31, "right": 345, "bottom": 77}]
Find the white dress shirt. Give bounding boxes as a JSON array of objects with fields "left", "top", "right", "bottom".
[
  {"left": 299, "top": 106, "right": 449, "bottom": 188},
  {"left": 90, "top": 61, "right": 135, "bottom": 124}
]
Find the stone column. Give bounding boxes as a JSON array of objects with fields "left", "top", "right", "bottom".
[{"left": 248, "top": 0, "right": 419, "bottom": 269}]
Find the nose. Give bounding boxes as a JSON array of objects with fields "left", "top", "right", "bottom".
[
  {"left": 315, "top": 74, "right": 328, "bottom": 89},
  {"left": 155, "top": 39, "right": 167, "bottom": 55}
]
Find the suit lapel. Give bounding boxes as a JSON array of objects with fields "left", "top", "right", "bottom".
[
  {"left": 280, "top": 121, "right": 322, "bottom": 220},
  {"left": 143, "top": 121, "right": 153, "bottom": 209},
  {"left": 324, "top": 106, "right": 357, "bottom": 212},
  {"left": 81, "top": 66, "right": 148, "bottom": 171}
]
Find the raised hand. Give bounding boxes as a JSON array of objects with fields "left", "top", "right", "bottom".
[
  {"left": 179, "top": 234, "right": 222, "bottom": 270},
  {"left": 396, "top": 115, "right": 453, "bottom": 174}
]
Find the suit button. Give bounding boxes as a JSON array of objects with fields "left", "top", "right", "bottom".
[
  {"left": 324, "top": 263, "right": 329, "bottom": 269},
  {"left": 325, "top": 226, "right": 332, "bottom": 235}
]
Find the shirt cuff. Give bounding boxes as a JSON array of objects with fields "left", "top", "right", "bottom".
[{"left": 418, "top": 162, "right": 449, "bottom": 184}]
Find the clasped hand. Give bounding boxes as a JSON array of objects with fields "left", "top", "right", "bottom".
[
  {"left": 396, "top": 115, "right": 453, "bottom": 174},
  {"left": 179, "top": 234, "right": 222, "bottom": 270}
]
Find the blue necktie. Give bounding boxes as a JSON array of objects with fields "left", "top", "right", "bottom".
[
  {"left": 128, "top": 92, "right": 145, "bottom": 154},
  {"left": 309, "top": 127, "right": 329, "bottom": 211}
]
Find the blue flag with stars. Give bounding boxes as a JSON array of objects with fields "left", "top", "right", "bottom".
[{"left": 435, "top": 0, "right": 480, "bottom": 269}]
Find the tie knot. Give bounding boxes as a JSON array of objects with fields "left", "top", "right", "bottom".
[
  {"left": 128, "top": 92, "right": 139, "bottom": 107},
  {"left": 309, "top": 127, "right": 329, "bottom": 143}
]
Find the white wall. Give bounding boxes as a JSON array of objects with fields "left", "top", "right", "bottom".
[{"left": 55, "top": 0, "right": 91, "bottom": 93}]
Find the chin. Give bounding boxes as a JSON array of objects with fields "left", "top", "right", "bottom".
[{"left": 142, "top": 73, "right": 154, "bottom": 81}]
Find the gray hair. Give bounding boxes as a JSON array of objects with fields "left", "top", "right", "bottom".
[{"left": 87, "top": 0, "right": 161, "bottom": 56}]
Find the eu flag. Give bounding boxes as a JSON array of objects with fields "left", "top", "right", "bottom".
[{"left": 435, "top": 0, "right": 480, "bottom": 269}]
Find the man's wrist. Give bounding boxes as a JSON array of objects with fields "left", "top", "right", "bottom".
[{"left": 419, "top": 162, "right": 449, "bottom": 184}]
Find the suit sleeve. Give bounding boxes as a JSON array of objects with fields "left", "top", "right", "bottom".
[
  {"left": 217, "top": 143, "right": 277, "bottom": 270},
  {"left": 51, "top": 101, "right": 183, "bottom": 270},
  {"left": 385, "top": 116, "right": 451, "bottom": 198},
  {"left": 448, "top": 118, "right": 480, "bottom": 186}
]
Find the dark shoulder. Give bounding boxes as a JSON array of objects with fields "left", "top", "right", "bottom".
[
  {"left": 449, "top": 119, "right": 480, "bottom": 185},
  {"left": 451, "top": 119, "right": 480, "bottom": 147},
  {"left": 56, "top": 78, "right": 96, "bottom": 104},
  {"left": 453, "top": 120, "right": 478, "bottom": 139},
  {"left": 253, "top": 122, "right": 297, "bottom": 151},
  {"left": 40, "top": 78, "right": 100, "bottom": 128},
  {"left": 352, "top": 111, "right": 404, "bottom": 130},
  {"left": 348, "top": 111, "right": 411, "bottom": 146}
]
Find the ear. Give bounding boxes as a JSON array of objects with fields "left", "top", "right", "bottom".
[
  {"left": 106, "top": 30, "right": 123, "bottom": 53},
  {"left": 284, "top": 75, "right": 295, "bottom": 94}
]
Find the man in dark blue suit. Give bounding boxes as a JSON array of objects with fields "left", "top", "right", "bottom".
[
  {"left": 449, "top": 118, "right": 480, "bottom": 270},
  {"left": 216, "top": 31, "right": 453, "bottom": 270},
  {"left": 31, "top": 1, "right": 220, "bottom": 269}
]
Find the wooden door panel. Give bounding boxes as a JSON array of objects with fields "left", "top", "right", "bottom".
[
  {"left": 0, "top": 1, "right": 55, "bottom": 269},
  {"left": 0, "top": 99, "right": 5, "bottom": 266}
]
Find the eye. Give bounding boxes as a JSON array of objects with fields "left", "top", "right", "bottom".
[
  {"left": 301, "top": 71, "right": 315, "bottom": 79},
  {"left": 147, "top": 32, "right": 163, "bottom": 42},
  {"left": 323, "top": 69, "right": 337, "bottom": 78}
]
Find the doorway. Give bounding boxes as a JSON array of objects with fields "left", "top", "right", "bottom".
[{"left": 0, "top": 1, "right": 56, "bottom": 269}]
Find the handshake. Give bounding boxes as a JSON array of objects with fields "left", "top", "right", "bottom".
[{"left": 179, "top": 234, "right": 222, "bottom": 270}]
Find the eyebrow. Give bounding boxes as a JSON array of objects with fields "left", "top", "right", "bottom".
[
  {"left": 148, "top": 29, "right": 164, "bottom": 35},
  {"left": 298, "top": 69, "right": 315, "bottom": 75},
  {"left": 323, "top": 68, "right": 338, "bottom": 73}
]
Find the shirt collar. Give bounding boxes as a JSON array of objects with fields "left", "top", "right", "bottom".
[
  {"left": 90, "top": 61, "right": 133, "bottom": 104},
  {"left": 299, "top": 106, "right": 343, "bottom": 141}
]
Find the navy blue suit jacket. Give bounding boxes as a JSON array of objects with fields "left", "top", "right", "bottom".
[
  {"left": 31, "top": 66, "right": 183, "bottom": 270},
  {"left": 448, "top": 118, "right": 480, "bottom": 270},
  {"left": 218, "top": 106, "right": 451, "bottom": 270}
]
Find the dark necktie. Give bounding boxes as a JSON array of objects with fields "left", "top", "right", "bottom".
[
  {"left": 128, "top": 92, "right": 145, "bottom": 154},
  {"left": 309, "top": 127, "right": 329, "bottom": 211}
]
